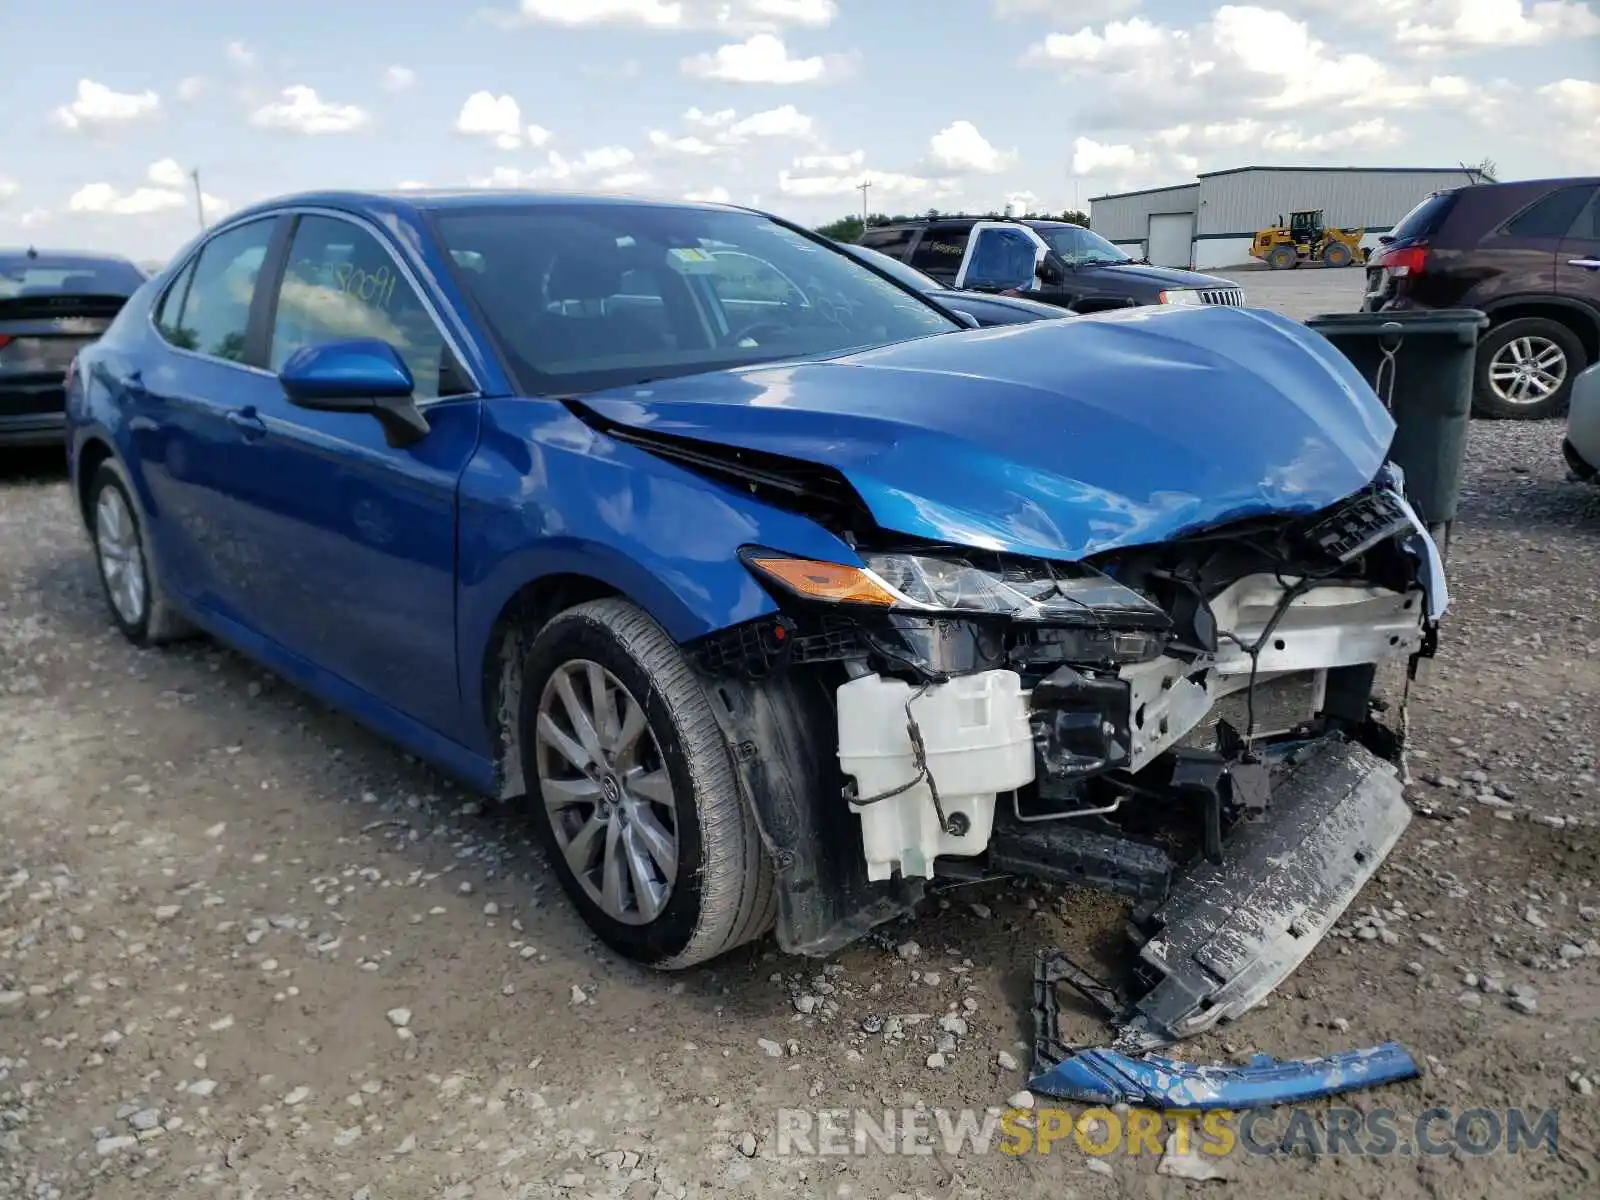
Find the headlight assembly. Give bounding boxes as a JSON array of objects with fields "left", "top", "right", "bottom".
[
  {"left": 1158, "top": 289, "right": 1205, "bottom": 306},
  {"left": 741, "top": 548, "right": 1171, "bottom": 662}
]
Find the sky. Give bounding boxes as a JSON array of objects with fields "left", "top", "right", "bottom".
[{"left": 1, "top": 0, "right": 1596, "bottom": 262}]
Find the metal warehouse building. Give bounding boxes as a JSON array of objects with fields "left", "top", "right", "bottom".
[{"left": 1090, "top": 166, "right": 1491, "bottom": 271}]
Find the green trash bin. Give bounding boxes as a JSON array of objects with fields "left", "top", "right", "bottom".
[{"left": 1304, "top": 309, "right": 1489, "bottom": 557}]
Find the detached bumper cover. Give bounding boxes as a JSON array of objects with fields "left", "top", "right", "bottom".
[
  {"left": 1122, "top": 737, "right": 1411, "bottom": 1047},
  {"left": 1028, "top": 1041, "right": 1421, "bottom": 1109}
]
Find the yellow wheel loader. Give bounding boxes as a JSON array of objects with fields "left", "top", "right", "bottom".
[{"left": 1250, "top": 210, "right": 1367, "bottom": 269}]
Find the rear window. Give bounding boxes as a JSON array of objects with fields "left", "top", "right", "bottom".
[
  {"left": 0, "top": 257, "right": 146, "bottom": 300},
  {"left": 1387, "top": 192, "right": 1458, "bottom": 244}
]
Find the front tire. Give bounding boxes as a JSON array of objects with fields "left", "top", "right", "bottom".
[
  {"left": 1473, "top": 317, "right": 1586, "bottom": 420},
  {"left": 89, "top": 463, "right": 191, "bottom": 646},
  {"left": 519, "top": 598, "right": 775, "bottom": 968}
]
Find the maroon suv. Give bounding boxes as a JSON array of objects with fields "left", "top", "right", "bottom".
[{"left": 1362, "top": 177, "right": 1600, "bottom": 420}]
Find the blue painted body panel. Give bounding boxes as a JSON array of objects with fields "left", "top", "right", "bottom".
[
  {"left": 582, "top": 304, "right": 1396, "bottom": 561},
  {"left": 64, "top": 188, "right": 1402, "bottom": 791}
]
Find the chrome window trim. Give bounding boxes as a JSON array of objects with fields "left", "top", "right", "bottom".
[{"left": 147, "top": 205, "right": 484, "bottom": 407}]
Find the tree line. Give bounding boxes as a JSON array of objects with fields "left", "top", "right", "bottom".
[{"left": 815, "top": 208, "right": 1091, "bottom": 242}]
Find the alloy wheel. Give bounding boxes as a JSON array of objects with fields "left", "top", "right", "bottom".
[
  {"left": 534, "top": 659, "right": 679, "bottom": 925},
  {"left": 95, "top": 486, "right": 148, "bottom": 627},
  {"left": 1488, "top": 336, "right": 1567, "bottom": 407}
]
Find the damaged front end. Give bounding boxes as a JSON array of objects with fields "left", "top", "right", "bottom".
[{"left": 692, "top": 462, "right": 1445, "bottom": 1042}]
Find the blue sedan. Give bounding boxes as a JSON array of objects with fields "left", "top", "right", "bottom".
[{"left": 67, "top": 190, "right": 1445, "bottom": 979}]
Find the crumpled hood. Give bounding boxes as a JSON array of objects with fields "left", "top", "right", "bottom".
[{"left": 581, "top": 305, "right": 1397, "bottom": 561}]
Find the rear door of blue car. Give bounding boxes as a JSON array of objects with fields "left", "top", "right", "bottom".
[
  {"left": 133, "top": 215, "right": 289, "bottom": 623},
  {"left": 225, "top": 209, "right": 482, "bottom": 741}
]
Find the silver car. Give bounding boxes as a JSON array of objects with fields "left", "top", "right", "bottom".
[{"left": 1564, "top": 362, "right": 1600, "bottom": 483}]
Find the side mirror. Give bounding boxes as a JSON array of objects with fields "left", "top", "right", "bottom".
[
  {"left": 279, "top": 338, "right": 430, "bottom": 447},
  {"left": 1038, "top": 256, "right": 1065, "bottom": 286}
]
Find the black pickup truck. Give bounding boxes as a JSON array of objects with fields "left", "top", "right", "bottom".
[{"left": 857, "top": 216, "right": 1245, "bottom": 314}]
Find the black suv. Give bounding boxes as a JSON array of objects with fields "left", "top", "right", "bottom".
[
  {"left": 857, "top": 217, "right": 1245, "bottom": 314},
  {"left": 1362, "top": 176, "right": 1600, "bottom": 420}
]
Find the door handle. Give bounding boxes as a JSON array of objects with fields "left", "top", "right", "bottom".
[
  {"left": 225, "top": 407, "right": 268, "bottom": 439},
  {"left": 1569, "top": 258, "right": 1600, "bottom": 270}
]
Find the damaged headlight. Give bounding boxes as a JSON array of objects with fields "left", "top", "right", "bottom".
[{"left": 742, "top": 548, "right": 1171, "bottom": 663}]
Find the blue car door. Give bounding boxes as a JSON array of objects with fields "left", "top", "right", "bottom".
[
  {"left": 132, "top": 216, "right": 290, "bottom": 624},
  {"left": 218, "top": 210, "right": 481, "bottom": 741}
]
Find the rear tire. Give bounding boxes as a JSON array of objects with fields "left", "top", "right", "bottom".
[
  {"left": 1323, "top": 242, "right": 1353, "bottom": 268},
  {"left": 1472, "top": 317, "right": 1586, "bottom": 420},
  {"left": 519, "top": 598, "right": 775, "bottom": 968},
  {"left": 1267, "top": 245, "right": 1297, "bottom": 270},
  {"left": 89, "top": 462, "right": 192, "bottom": 647}
]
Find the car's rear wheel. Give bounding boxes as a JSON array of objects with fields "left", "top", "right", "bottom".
[
  {"left": 89, "top": 463, "right": 191, "bottom": 646},
  {"left": 519, "top": 598, "right": 775, "bottom": 968},
  {"left": 1473, "top": 317, "right": 1587, "bottom": 420},
  {"left": 1267, "top": 245, "right": 1297, "bottom": 270}
]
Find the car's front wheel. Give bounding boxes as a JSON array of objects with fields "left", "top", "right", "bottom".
[
  {"left": 89, "top": 463, "right": 191, "bottom": 646},
  {"left": 1474, "top": 317, "right": 1587, "bottom": 420},
  {"left": 519, "top": 598, "right": 775, "bottom": 968}
]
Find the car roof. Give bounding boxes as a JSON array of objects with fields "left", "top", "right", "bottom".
[
  {"left": 0, "top": 247, "right": 141, "bottom": 268},
  {"left": 217, "top": 188, "right": 748, "bottom": 227}
]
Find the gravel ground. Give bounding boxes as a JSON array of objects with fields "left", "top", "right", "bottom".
[{"left": 3, "top": 294, "right": 1599, "bottom": 1196}]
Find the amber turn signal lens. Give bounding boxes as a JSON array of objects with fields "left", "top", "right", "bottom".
[{"left": 744, "top": 556, "right": 897, "bottom": 606}]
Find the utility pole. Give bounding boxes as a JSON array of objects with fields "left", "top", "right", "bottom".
[
  {"left": 857, "top": 179, "right": 871, "bottom": 228},
  {"left": 190, "top": 168, "right": 206, "bottom": 232}
]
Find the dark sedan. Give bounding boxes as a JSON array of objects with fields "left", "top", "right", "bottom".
[
  {"left": 2, "top": 249, "right": 147, "bottom": 447},
  {"left": 837, "top": 241, "right": 1070, "bottom": 326}
]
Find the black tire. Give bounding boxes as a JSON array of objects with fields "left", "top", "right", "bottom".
[
  {"left": 1323, "top": 242, "right": 1353, "bottom": 268},
  {"left": 1267, "top": 245, "right": 1297, "bottom": 270},
  {"left": 1472, "top": 317, "right": 1588, "bottom": 420},
  {"left": 518, "top": 598, "right": 775, "bottom": 968},
  {"left": 88, "top": 462, "right": 192, "bottom": 646}
]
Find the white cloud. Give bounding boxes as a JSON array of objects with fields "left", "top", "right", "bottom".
[
  {"left": 382, "top": 65, "right": 418, "bottom": 92},
  {"left": 685, "top": 185, "right": 733, "bottom": 202},
  {"left": 927, "top": 121, "right": 1013, "bottom": 174},
  {"left": 778, "top": 168, "right": 928, "bottom": 198},
  {"left": 476, "top": 145, "right": 640, "bottom": 189},
  {"left": 225, "top": 40, "right": 255, "bottom": 68},
  {"left": 993, "top": 0, "right": 1137, "bottom": 17},
  {"left": 1028, "top": 17, "right": 1181, "bottom": 64},
  {"left": 67, "top": 180, "right": 224, "bottom": 218},
  {"left": 1535, "top": 77, "right": 1600, "bottom": 165},
  {"left": 455, "top": 92, "right": 528, "bottom": 149},
  {"left": 0, "top": 178, "right": 17, "bottom": 203},
  {"left": 685, "top": 106, "right": 736, "bottom": 128},
  {"left": 601, "top": 170, "right": 654, "bottom": 190},
  {"left": 496, "top": 0, "right": 837, "bottom": 30},
  {"left": 396, "top": 180, "right": 431, "bottom": 190},
  {"left": 176, "top": 76, "right": 206, "bottom": 103},
  {"left": 724, "top": 104, "right": 814, "bottom": 139},
  {"left": 250, "top": 87, "right": 369, "bottom": 135},
  {"left": 794, "top": 150, "right": 863, "bottom": 171},
  {"left": 1071, "top": 137, "right": 1148, "bottom": 176},
  {"left": 739, "top": 0, "right": 837, "bottom": 26},
  {"left": 52, "top": 79, "right": 161, "bottom": 132},
  {"left": 649, "top": 131, "right": 720, "bottom": 155},
  {"left": 507, "top": 0, "right": 684, "bottom": 26},
  {"left": 1397, "top": 0, "right": 1600, "bottom": 54},
  {"left": 146, "top": 158, "right": 188, "bottom": 188},
  {"left": 683, "top": 34, "right": 827, "bottom": 83},
  {"left": 526, "top": 124, "right": 554, "bottom": 147}
]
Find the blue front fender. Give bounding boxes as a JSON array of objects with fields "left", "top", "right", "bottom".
[{"left": 455, "top": 400, "right": 861, "bottom": 750}]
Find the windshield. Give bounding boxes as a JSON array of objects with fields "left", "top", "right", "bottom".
[
  {"left": 1034, "top": 225, "right": 1132, "bottom": 266},
  {"left": 0, "top": 256, "right": 146, "bottom": 300},
  {"left": 836, "top": 242, "right": 940, "bottom": 294},
  {"left": 430, "top": 204, "right": 959, "bottom": 395}
]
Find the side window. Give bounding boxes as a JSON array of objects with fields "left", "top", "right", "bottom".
[
  {"left": 170, "top": 219, "right": 275, "bottom": 362},
  {"left": 909, "top": 226, "right": 970, "bottom": 272},
  {"left": 269, "top": 214, "right": 454, "bottom": 400},
  {"left": 966, "top": 228, "right": 1037, "bottom": 288},
  {"left": 153, "top": 259, "right": 198, "bottom": 349},
  {"left": 858, "top": 227, "right": 915, "bottom": 258},
  {"left": 1505, "top": 186, "right": 1595, "bottom": 239}
]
